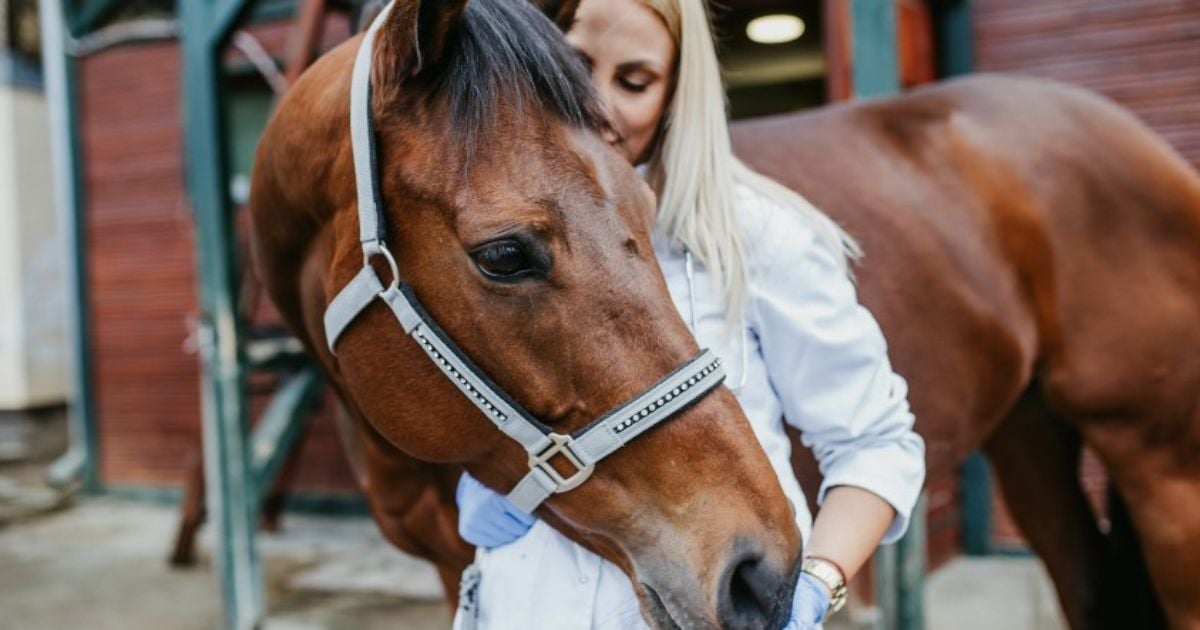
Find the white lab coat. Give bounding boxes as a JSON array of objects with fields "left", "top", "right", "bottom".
[{"left": 457, "top": 184, "right": 926, "bottom": 629}]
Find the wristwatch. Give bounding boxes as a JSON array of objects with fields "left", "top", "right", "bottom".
[{"left": 801, "top": 556, "right": 848, "bottom": 621}]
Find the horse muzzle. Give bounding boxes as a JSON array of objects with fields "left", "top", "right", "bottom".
[{"left": 636, "top": 537, "right": 800, "bottom": 630}]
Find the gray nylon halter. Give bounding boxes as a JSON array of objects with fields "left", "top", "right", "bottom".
[{"left": 322, "top": 3, "right": 726, "bottom": 513}]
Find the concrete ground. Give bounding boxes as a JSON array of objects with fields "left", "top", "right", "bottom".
[
  {"left": 0, "top": 495, "right": 451, "bottom": 630},
  {"left": 0, "top": 463, "right": 1065, "bottom": 630},
  {"left": 925, "top": 557, "right": 1065, "bottom": 630}
]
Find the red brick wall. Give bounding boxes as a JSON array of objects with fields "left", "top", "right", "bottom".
[
  {"left": 83, "top": 39, "right": 195, "bottom": 486},
  {"left": 83, "top": 16, "right": 358, "bottom": 493},
  {"left": 973, "top": 0, "right": 1200, "bottom": 169}
]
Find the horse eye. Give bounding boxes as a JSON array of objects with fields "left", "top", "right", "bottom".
[{"left": 471, "top": 239, "right": 541, "bottom": 281}]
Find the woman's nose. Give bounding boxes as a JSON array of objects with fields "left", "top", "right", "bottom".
[
  {"left": 601, "top": 124, "right": 622, "bottom": 147},
  {"left": 594, "top": 86, "right": 624, "bottom": 145}
]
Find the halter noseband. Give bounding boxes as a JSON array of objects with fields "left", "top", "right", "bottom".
[{"left": 321, "top": 4, "right": 725, "bottom": 512}]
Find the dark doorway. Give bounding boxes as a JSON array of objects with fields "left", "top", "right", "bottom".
[{"left": 712, "top": 1, "right": 826, "bottom": 120}]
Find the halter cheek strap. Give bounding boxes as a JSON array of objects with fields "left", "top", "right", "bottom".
[{"left": 322, "top": 2, "right": 725, "bottom": 513}]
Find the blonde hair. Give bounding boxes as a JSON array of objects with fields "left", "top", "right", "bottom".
[{"left": 638, "top": 0, "right": 861, "bottom": 323}]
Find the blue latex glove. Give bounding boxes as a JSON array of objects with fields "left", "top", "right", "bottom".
[
  {"left": 785, "top": 572, "right": 832, "bottom": 629},
  {"left": 456, "top": 472, "right": 537, "bottom": 548}
]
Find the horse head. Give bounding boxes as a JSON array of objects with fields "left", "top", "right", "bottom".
[{"left": 250, "top": 0, "right": 800, "bottom": 626}]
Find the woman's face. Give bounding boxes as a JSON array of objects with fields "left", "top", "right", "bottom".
[{"left": 567, "top": 0, "right": 677, "bottom": 165}]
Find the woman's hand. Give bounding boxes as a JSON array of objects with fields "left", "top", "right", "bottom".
[
  {"left": 785, "top": 572, "right": 831, "bottom": 629},
  {"left": 456, "top": 473, "right": 537, "bottom": 548}
]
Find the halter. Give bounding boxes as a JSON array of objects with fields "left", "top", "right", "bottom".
[{"left": 322, "top": 3, "right": 726, "bottom": 512}]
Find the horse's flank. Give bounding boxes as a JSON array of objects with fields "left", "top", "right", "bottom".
[{"left": 736, "top": 74, "right": 1200, "bottom": 628}]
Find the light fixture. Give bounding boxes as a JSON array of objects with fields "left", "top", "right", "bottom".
[{"left": 746, "top": 14, "right": 805, "bottom": 45}]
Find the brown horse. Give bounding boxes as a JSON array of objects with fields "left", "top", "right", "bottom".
[
  {"left": 249, "top": 1, "right": 1200, "bottom": 629},
  {"left": 250, "top": 0, "right": 802, "bottom": 628},
  {"left": 731, "top": 75, "right": 1200, "bottom": 630}
]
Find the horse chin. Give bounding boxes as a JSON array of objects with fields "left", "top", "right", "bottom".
[{"left": 639, "top": 583, "right": 689, "bottom": 630}]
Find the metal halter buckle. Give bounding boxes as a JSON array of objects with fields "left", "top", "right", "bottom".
[{"left": 529, "top": 433, "right": 595, "bottom": 492}]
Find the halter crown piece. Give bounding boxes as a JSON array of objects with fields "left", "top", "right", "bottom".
[{"left": 321, "top": 3, "right": 726, "bottom": 512}]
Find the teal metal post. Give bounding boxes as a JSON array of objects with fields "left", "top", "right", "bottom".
[
  {"left": 851, "top": 0, "right": 900, "bottom": 98},
  {"left": 41, "top": 0, "right": 100, "bottom": 492},
  {"left": 896, "top": 493, "right": 928, "bottom": 629},
  {"left": 211, "top": 0, "right": 258, "bottom": 48},
  {"left": 251, "top": 367, "right": 321, "bottom": 502},
  {"left": 67, "top": 0, "right": 126, "bottom": 36},
  {"left": 874, "top": 543, "right": 899, "bottom": 630},
  {"left": 961, "top": 452, "right": 992, "bottom": 555},
  {"left": 179, "top": 0, "right": 262, "bottom": 627},
  {"left": 935, "top": 0, "right": 973, "bottom": 79},
  {"left": 849, "top": 2, "right": 925, "bottom": 627}
]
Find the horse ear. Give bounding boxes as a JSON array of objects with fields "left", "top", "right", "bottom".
[
  {"left": 531, "top": 0, "right": 581, "bottom": 32},
  {"left": 373, "top": 0, "right": 471, "bottom": 82}
]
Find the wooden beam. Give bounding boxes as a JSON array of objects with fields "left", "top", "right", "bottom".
[
  {"left": 897, "top": 0, "right": 935, "bottom": 88},
  {"left": 283, "top": 0, "right": 327, "bottom": 85},
  {"left": 823, "top": 0, "right": 854, "bottom": 102}
]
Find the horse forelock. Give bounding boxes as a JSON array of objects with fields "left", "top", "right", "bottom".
[{"left": 373, "top": 0, "right": 608, "bottom": 152}]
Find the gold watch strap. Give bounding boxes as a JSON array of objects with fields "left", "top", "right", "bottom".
[{"left": 801, "top": 556, "right": 848, "bottom": 620}]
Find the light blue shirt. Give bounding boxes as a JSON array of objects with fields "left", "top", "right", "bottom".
[{"left": 459, "top": 184, "right": 926, "bottom": 629}]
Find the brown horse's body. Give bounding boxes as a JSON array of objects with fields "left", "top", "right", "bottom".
[
  {"left": 732, "top": 75, "right": 1200, "bottom": 630},
  {"left": 249, "top": 3, "right": 1200, "bottom": 625}
]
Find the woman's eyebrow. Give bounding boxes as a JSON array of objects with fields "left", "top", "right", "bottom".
[
  {"left": 614, "top": 60, "right": 662, "bottom": 75},
  {"left": 616, "top": 60, "right": 662, "bottom": 74}
]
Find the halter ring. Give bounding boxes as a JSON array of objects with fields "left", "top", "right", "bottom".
[{"left": 363, "top": 241, "right": 400, "bottom": 293}]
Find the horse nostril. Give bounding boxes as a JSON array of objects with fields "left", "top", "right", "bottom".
[
  {"left": 720, "top": 552, "right": 785, "bottom": 630},
  {"left": 730, "top": 558, "right": 765, "bottom": 616}
]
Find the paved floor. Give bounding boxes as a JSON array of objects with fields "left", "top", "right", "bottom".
[
  {"left": 0, "top": 495, "right": 450, "bottom": 630},
  {"left": 925, "top": 557, "right": 1066, "bottom": 630},
  {"left": 0, "top": 490, "right": 1066, "bottom": 630}
]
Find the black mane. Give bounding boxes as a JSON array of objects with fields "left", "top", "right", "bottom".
[{"left": 429, "top": 0, "right": 607, "bottom": 142}]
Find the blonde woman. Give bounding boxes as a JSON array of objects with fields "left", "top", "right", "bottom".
[{"left": 454, "top": 0, "right": 925, "bottom": 627}]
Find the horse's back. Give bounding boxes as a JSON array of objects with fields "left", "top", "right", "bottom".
[
  {"left": 734, "top": 76, "right": 1048, "bottom": 468},
  {"left": 732, "top": 74, "right": 1200, "bottom": 469}
]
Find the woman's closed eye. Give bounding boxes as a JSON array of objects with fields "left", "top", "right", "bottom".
[
  {"left": 618, "top": 78, "right": 649, "bottom": 93},
  {"left": 618, "top": 71, "right": 657, "bottom": 94}
]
